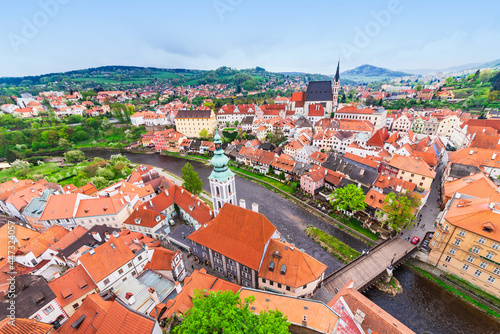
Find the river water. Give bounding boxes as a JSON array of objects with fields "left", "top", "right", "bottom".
[{"left": 90, "top": 151, "right": 500, "bottom": 334}]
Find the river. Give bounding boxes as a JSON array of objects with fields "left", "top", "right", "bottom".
[{"left": 90, "top": 151, "right": 500, "bottom": 334}]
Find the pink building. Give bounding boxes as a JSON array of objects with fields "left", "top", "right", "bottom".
[{"left": 300, "top": 170, "right": 326, "bottom": 195}]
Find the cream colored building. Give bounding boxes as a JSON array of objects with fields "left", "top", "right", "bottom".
[
  {"left": 175, "top": 109, "right": 216, "bottom": 138},
  {"left": 436, "top": 114, "right": 462, "bottom": 137},
  {"left": 383, "top": 154, "right": 436, "bottom": 190},
  {"left": 428, "top": 193, "right": 500, "bottom": 296}
]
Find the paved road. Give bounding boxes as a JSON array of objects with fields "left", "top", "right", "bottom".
[{"left": 401, "top": 151, "right": 448, "bottom": 243}]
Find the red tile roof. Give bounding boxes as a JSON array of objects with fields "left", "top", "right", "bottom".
[
  {"left": 160, "top": 269, "right": 240, "bottom": 318},
  {"left": 0, "top": 318, "right": 53, "bottom": 334},
  {"left": 48, "top": 265, "right": 97, "bottom": 307},
  {"left": 188, "top": 203, "right": 277, "bottom": 270},
  {"left": 366, "top": 127, "right": 389, "bottom": 147},
  {"left": 308, "top": 104, "right": 324, "bottom": 117},
  {"left": 18, "top": 225, "right": 69, "bottom": 258},
  {"left": 123, "top": 207, "right": 166, "bottom": 228},
  {"left": 258, "top": 239, "right": 326, "bottom": 288},
  {"left": 387, "top": 154, "right": 436, "bottom": 178},
  {"left": 78, "top": 237, "right": 135, "bottom": 283},
  {"left": 143, "top": 247, "right": 177, "bottom": 271}
]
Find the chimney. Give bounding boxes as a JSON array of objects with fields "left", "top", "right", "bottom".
[
  {"left": 91, "top": 232, "right": 102, "bottom": 243},
  {"left": 112, "top": 231, "right": 119, "bottom": 238},
  {"left": 493, "top": 153, "right": 497, "bottom": 160},
  {"left": 239, "top": 199, "right": 246, "bottom": 209},
  {"left": 89, "top": 249, "right": 95, "bottom": 255},
  {"left": 252, "top": 203, "right": 259, "bottom": 213},
  {"left": 175, "top": 281, "right": 182, "bottom": 293}
]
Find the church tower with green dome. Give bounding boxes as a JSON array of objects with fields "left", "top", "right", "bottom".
[{"left": 209, "top": 132, "right": 237, "bottom": 216}]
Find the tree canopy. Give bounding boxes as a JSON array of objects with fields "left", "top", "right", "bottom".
[
  {"left": 64, "top": 150, "right": 86, "bottom": 163},
  {"left": 181, "top": 162, "right": 203, "bottom": 195},
  {"left": 173, "top": 290, "right": 290, "bottom": 334},
  {"left": 329, "top": 184, "right": 366, "bottom": 213},
  {"left": 378, "top": 192, "right": 420, "bottom": 232}
]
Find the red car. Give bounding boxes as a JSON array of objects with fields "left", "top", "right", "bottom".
[{"left": 411, "top": 236, "right": 420, "bottom": 245}]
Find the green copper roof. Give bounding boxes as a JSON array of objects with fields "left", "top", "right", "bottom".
[{"left": 209, "top": 132, "right": 234, "bottom": 182}]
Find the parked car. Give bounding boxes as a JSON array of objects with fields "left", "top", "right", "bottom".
[
  {"left": 169, "top": 219, "right": 176, "bottom": 226},
  {"left": 411, "top": 236, "right": 421, "bottom": 245}
]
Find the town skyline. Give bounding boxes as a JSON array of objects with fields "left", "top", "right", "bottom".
[{"left": 1, "top": 0, "right": 499, "bottom": 77}]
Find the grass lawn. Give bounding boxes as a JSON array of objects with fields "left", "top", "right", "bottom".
[
  {"left": 229, "top": 166, "right": 298, "bottom": 194},
  {"left": 410, "top": 265, "right": 500, "bottom": 319},
  {"left": 444, "top": 274, "right": 500, "bottom": 309},
  {"left": 305, "top": 226, "right": 361, "bottom": 264},
  {"left": 329, "top": 212, "right": 379, "bottom": 242}
]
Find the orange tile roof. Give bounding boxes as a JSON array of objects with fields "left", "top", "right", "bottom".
[
  {"left": 258, "top": 239, "right": 326, "bottom": 288},
  {"left": 308, "top": 104, "right": 324, "bottom": 116},
  {"left": 0, "top": 224, "right": 39, "bottom": 267},
  {"left": 449, "top": 148, "right": 500, "bottom": 170},
  {"left": 75, "top": 196, "right": 130, "bottom": 218},
  {"left": 271, "top": 156, "right": 297, "bottom": 173},
  {"left": 48, "top": 264, "right": 97, "bottom": 307},
  {"left": 0, "top": 178, "right": 37, "bottom": 201},
  {"left": 309, "top": 151, "right": 328, "bottom": 164},
  {"left": 336, "top": 106, "right": 376, "bottom": 115},
  {"left": 78, "top": 236, "right": 135, "bottom": 283},
  {"left": 338, "top": 120, "right": 374, "bottom": 132},
  {"left": 0, "top": 318, "right": 53, "bottom": 334},
  {"left": 114, "top": 182, "right": 155, "bottom": 200},
  {"left": 373, "top": 174, "right": 416, "bottom": 193},
  {"left": 328, "top": 280, "right": 415, "bottom": 334},
  {"left": 303, "top": 170, "right": 326, "bottom": 183},
  {"left": 18, "top": 225, "right": 69, "bottom": 258},
  {"left": 445, "top": 197, "right": 500, "bottom": 242},
  {"left": 387, "top": 154, "right": 436, "bottom": 178},
  {"left": 365, "top": 189, "right": 387, "bottom": 210},
  {"left": 470, "top": 134, "right": 500, "bottom": 150},
  {"left": 49, "top": 226, "right": 88, "bottom": 252},
  {"left": 443, "top": 173, "right": 500, "bottom": 203},
  {"left": 240, "top": 288, "right": 339, "bottom": 333},
  {"left": 143, "top": 247, "right": 176, "bottom": 271},
  {"left": 57, "top": 294, "right": 112, "bottom": 334},
  {"left": 74, "top": 182, "right": 98, "bottom": 196},
  {"left": 39, "top": 193, "right": 80, "bottom": 221},
  {"left": 6, "top": 181, "right": 48, "bottom": 211},
  {"left": 366, "top": 127, "right": 389, "bottom": 147},
  {"left": 123, "top": 207, "right": 166, "bottom": 228},
  {"left": 118, "top": 230, "right": 158, "bottom": 251},
  {"left": 162, "top": 269, "right": 240, "bottom": 318},
  {"left": 188, "top": 203, "right": 277, "bottom": 271},
  {"left": 344, "top": 152, "right": 380, "bottom": 169}
]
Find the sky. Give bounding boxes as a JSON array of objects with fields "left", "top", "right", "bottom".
[{"left": 1, "top": 0, "right": 499, "bottom": 77}]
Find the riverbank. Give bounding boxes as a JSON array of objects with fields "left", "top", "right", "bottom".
[
  {"left": 407, "top": 259, "right": 500, "bottom": 321},
  {"left": 157, "top": 151, "right": 378, "bottom": 245}
]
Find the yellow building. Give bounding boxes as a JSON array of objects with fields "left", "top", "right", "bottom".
[
  {"left": 384, "top": 154, "right": 436, "bottom": 190},
  {"left": 428, "top": 194, "right": 500, "bottom": 296},
  {"left": 175, "top": 109, "right": 216, "bottom": 138}
]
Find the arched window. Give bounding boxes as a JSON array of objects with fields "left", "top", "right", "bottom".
[
  {"left": 218, "top": 201, "right": 222, "bottom": 209},
  {"left": 228, "top": 184, "right": 231, "bottom": 194},
  {"left": 216, "top": 187, "right": 220, "bottom": 196}
]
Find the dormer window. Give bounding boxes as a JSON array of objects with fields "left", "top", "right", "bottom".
[
  {"left": 280, "top": 265, "right": 287, "bottom": 275},
  {"left": 269, "top": 261, "right": 275, "bottom": 272}
]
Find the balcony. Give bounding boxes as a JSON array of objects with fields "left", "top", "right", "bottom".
[{"left": 480, "top": 255, "right": 500, "bottom": 266}]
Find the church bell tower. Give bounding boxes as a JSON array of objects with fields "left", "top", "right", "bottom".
[
  {"left": 209, "top": 133, "right": 237, "bottom": 216},
  {"left": 333, "top": 60, "right": 340, "bottom": 109}
]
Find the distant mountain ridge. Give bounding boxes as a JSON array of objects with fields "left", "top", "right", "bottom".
[{"left": 341, "top": 64, "right": 412, "bottom": 82}]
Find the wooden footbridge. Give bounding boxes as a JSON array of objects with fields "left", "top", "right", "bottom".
[{"left": 323, "top": 237, "right": 417, "bottom": 293}]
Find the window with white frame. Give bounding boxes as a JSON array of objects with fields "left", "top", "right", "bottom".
[
  {"left": 487, "top": 276, "right": 496, "bottom": 284},
  {"left": 492, "top": 243, "right": 500, "bottom": 251},
  {"left": 478, "top": 237, "right": 486, "bottom": 245},
  {"left": 466, "top": 256, "right": 475, "bottom": 263},
  {"left": 486, "top": 252, "right": 495, "bottom": 260},
  {"left": 471, "top": 246, "right": 480, "bottom": 254},
  {"left": 43, "top": 305, "right": 54, "bottom": 315},
  {"left": 473, "top": 270, "right": 482, "bottom": 277},
  {"left": 453, "top": 239, "right": 462, "bottom": 246},
  {"left": 449, "top": 248, "right": 457, "bottom": 255},
  {"left": 458, "top": 230, "right": 466, "bottom": 237},
  {"left": 479, "top": 262, "right": 488, "bottom": 269},
  {"left": 444, "top": 256, "right": 451, "bottom": 263},
  {"left": 462, "top": 264, "right": 469, "bottom": 271}
]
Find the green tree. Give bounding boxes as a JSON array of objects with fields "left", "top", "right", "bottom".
[
  {"left": 58, "top": 138, "right": 72, "bottom": 148},
  {"left": 110, "top": 153, "right": 130, "bottom": 165},
  {"left": 181, "top": 162, "right": 203, "bottom": 195},
  {"left": 329, "top": 184, "right": 366, "bottom": 213},
  {"left": 491, "top": 71, "right": 500, "bottom": 91},
  {"left": 378, "top": 192, "right": 420, "bottom": 232},
  {"left": 415, "top": 84, "right": 423, "bottom": 92},
  {"left": 90, "top": 176, "right": 108, "bottom": 189},
  {"left": 96, "top": 167, "right": 115, "bottom": 180},
  {"left": 199, "top": 128, "right": 209, "bottom": 140},
  {"left": 64, "top": 150, "right": 86, "bottom": 163},
  {"left": 173, "top": 290, "right": 289, "bottom": 334}
]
